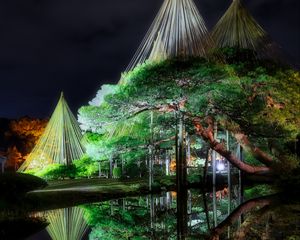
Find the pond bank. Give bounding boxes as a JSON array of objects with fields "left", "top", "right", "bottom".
[
  {"left": 26, "top": 177, "right": 176, "bottom": 211},
  {"left": 26, "top": 173, "right": 234, "bottom": 211},
  {"left": 1, "top": 172, "right": 279, "bottom": 212}
]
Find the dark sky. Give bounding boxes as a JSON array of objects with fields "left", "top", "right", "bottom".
[{"left": 0, "top": 0, "right": 299, "bottom": 119}]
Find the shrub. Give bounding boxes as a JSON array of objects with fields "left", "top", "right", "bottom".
[
  {"left": 34, "top": 155, "right": 99, "bottom": 180},
  {"left": 36, "top": 164, "right": 76, "bottom": 180},
  {"left": 126, "top": 163, "right": 140, "bottom": 178},
  {"left": 73, "top": 156, "right": 98, "bottom": 178},
  {"left": 113, "top": 167, "right": 122, "bottom": 178}
]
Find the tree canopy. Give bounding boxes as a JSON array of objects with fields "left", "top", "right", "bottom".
[{"left": 79, "top": 50, "right": 300, "bottom": 177}]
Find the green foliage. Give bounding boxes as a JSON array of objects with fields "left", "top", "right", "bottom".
[
  {"left": 84, "top": 202, "right": 149, "bottom": 240},
  {"left": 113, "top": 167, "right": 122, "bottom": 178},
  {"left": 33, "top": 155, "right": 99, "bottom": 179},
  {"left": 243, "top": 151, "right": 264, "bottom": 166},
  {"left": 187, "top": 173, "right": 202, "bottom": 184},
  {"left": 79, "top": 54, "right": 300, "bottom": 177},
  {"left": 125, "top": 163, "right": 141, "bottom": 178},
  {"left": 104, "top": 57, "right": 300, "bottom": 141},
  {"left": 217, "top": 47, "right": 258, "bottom": 63},
  {"left": 81, "top": 111, "right": 175, "bottom": 178},
  {"left": 35, "top": 164, "right": 76, "bottom": 180},
  {"left": 153, "top": 164, "right": 164, "bottom": 176},
  {"left": 244, "top": 184, "right": 277, "bottom": 200},
  {"left": 73, "top": 155, "right": 98, "bottom": 178}
]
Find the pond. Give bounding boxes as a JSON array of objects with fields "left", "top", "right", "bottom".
[{"left": 5, "top": 185, "right": 297, "bottom": 240}]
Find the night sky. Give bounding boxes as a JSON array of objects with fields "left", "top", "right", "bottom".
[{"left": 0, "top": 0, "right": 299, "bottom": 119}]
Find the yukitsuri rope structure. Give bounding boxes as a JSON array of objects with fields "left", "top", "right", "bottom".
[
  {"left": 18, "top": 93, "right": 85, "bottom": 171},
  {"left": 212, "top": 0, "right": 277, "bottom": 59},
  {"left": 126, "top": 0, "right": 212, "bottom": 72}
]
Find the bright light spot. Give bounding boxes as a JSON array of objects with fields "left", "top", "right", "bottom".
[{"left": 217, "top": 163, "right": 225, "bottom": 171}]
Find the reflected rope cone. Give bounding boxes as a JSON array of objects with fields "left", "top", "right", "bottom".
[
  {"left": 126, "top": 0, "right": 212, "bottom": 72},
  {"left": 212, "top": 0, "right": 277, "bottom": 58},
  {"left": 46, "top": 207, "right": 88, "bottom": 240},
  {"left": 18, "top": 93, "right": 85, "bottom": 171}
]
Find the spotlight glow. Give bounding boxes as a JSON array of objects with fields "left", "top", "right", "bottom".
[{"left": 217, "top": 163, "right": 225, "bottom": 171}]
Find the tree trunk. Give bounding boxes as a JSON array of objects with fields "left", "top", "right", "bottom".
[
  {"left": 234, "top": 133, "right": 273, "bottom": 167},
  {"left": 98, "top": 161, "right": 102, "bottom": 178},
  {"left": 109, "top": 156, "right": 113, "bottom": 178},
  {"left": 209, "top": 195, "right": 276, "bottom": 240},
  {"left": 193, "top": 118, "right": 273, "bottom": 176}
]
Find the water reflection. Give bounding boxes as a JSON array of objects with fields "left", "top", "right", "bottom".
[
  {"left": 84, "top": 192, "right": 178, "bottom": 239},
  {"left": 80, "top": 188, "right": 242, "bottom": 239},
  {"left": 46, "top": 207, "right": 88, "bottom": 240},
  {"left": 2, "top": 187, "right": 299, "bottom": 240}
]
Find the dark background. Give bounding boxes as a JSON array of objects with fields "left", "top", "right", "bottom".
[{"left": 0, "top": 0, "right": 299, "bottom": 119}]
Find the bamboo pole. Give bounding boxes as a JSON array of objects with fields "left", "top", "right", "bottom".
[
  {"left": 226, "top": 130, "right": 231, "bottom": 239},
  {"left": 212, "top": 122, "right": 218, "bottom": 227}
]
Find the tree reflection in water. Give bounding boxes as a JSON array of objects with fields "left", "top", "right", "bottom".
[
  {"left": 28, "top": 186, "right": 299, "bottom": 240},
  {"left": 210, "top": 193, "right": 300, "bottom": 240},
  {"left": 46, "top": 207, "right": 88, "bottom": 240}
]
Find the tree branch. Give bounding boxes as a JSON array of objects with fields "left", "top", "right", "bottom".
[
  {"left": 209, "top": 195, "right": 277, "bottom": 240},
  {"left": 233, "top": 132, "right": 274, "bottom": 167},
  {"left": 192, "top": 117, "right": 273, "bottom": 175},
  {"left": 115, "top": 101, "right": 275, "bottom": 176}
]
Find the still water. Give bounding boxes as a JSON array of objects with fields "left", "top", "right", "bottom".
[{"left": 22, "top": 186, "right": 300, "bottom": 240}]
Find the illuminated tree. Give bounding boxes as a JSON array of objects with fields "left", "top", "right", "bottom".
[
  {"left": 78, "top": 0, "right": 215, "bottom": 178},
  {"left": 6, "top": 146, "right": 23, "bottom": 170},
  {"left": 18, "top": 93, "right": 85, "bottom": 172},
  {"left": 10, "top": 117, "right": 47, "bottom": 141},
  {"left": 9, "top": 117, "right": 47, "bottom": 157},
  {"left": 79, "top": 0, "right": 299, "bottom": 180},
  {"left": 80, "top": 56, "right": 300, "bottom": 178},
  {"left": 79, "top": 111, "right": 173, "bottom": 178}
]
